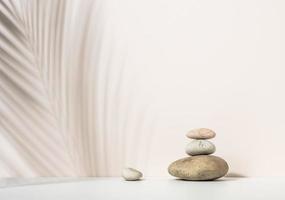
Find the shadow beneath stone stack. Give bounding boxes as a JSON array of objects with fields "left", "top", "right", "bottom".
[
  {"left": 226, "top": 172, "right": 247, "bottom": 178},
  {"left": 171, "top": 178, "right": 231, "bottom": 182}
]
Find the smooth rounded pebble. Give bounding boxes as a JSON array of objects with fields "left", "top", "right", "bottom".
[
  {"left": 168, "top": 155, "right": 229, "bottom": 181},
  {"left": 185, "top": 139, "right": 216, "bottom": 156},
  {"left": 186, "top": 128, "right": 216, "bottom": 139},
  {"left": 122, "top": 167, "right": 143, "bottom": 181}
]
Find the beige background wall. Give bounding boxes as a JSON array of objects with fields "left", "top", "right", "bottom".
[
  {"left": 120, "top": 0, "right": 285, "bottom": 177},
  {"left": 1, "top": 0, "right": 285, "bottom": 177}
]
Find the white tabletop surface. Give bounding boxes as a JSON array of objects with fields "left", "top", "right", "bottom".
[{"left": 0, "top": 177, "right": 284, "bottom": 200}]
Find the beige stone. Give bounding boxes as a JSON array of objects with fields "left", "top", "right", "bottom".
[
  {"left": 186, "top": 128, "right": 216, "bottom": 139},
  {"left": 168, "top": 155, "right": 228, "bottom": 180}
]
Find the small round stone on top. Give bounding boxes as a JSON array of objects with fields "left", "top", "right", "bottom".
[{"left": 186, "top": 128, "right": 216, "bottom": 139}]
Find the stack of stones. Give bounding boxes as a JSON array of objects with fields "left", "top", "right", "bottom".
[{"left": 168, "top": 128, "right": 229, "bottom": 181}]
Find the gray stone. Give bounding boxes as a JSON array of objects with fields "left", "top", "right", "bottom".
[
  {"left": 168, "top": 155, "right": 229, "bottom": 181},
  {"left": 186, "top": 128, "right": 216, "bottom": 139},
  {"left": 122, "top": 167, "right": 143, "bottom": 181},
  {"left": 185, "top": 140, "right": 216, "bottom": 156}
]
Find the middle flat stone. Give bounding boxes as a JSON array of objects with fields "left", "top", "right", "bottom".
[{"left": 185, "top": 139, "right": 216, "bottom": 156}]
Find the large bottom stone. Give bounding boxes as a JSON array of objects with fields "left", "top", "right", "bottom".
[{"left": 168, "top": 155, "right": 229, "bottom": 181}]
